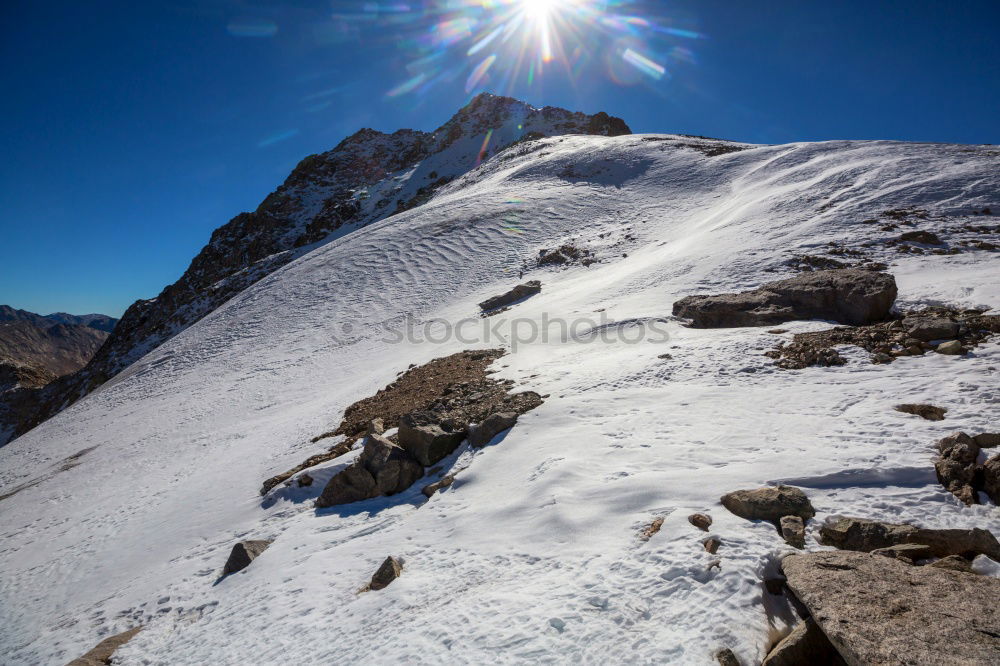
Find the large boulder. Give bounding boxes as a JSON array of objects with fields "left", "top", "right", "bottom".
[
  {"left": 398, "top": 411, "right": 466, "bottom": 466},
  {"left": 67, "top": 626, "right": 143, "bottom": 666},
  {"left": 720, "top": 485, "right": 815, "bottom": 526},
  {"left": 315, "top": 434, "right": 424, "bottom": 508},
  {"left": 818, "top": 517, "right": 1000, "bottom": 561},
  {"left": 468, "top": 411, "right": 518, "bottom": 447},
  {"left": 782, "top": 550, "right": 1000, "bottom": 665},
  {"left": 934, "top": 432, "right": 981, "bottom": 505},
  {"left": 761, "top": 618, "right": 845, "bottom": 666},
  {"left": 222, "top": 540, "right": 273, "bottom": 576},
  {"left": 904, "top": 316, "right": 961, "bottom": 341},
  {"left": 479, "top": 280, "right": 542, "bottom": 311},
  {"left": 672, "top": 269, "right": 897, "bottom": 328}
]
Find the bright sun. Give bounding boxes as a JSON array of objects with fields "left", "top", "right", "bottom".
[{"left": 521, "top": 0, "right": 560, "bottom": 22}]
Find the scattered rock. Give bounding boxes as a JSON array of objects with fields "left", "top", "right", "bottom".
[
  {"left": 782, "top": 550, "right": 1000, "bottom": 665},
  {"left": 974, "top": 433, "right": 1000, "bottom": 448},
  {"left": 468, "top": 411, "right": 518, "bottom": 447},
  {"left": 421, "top": 474, "right": 455, "bottom": 498},
  {"left": 898, "top": 230, "right": 943, "bottom": 245},
  {"left": 222, "top": 540, "right": 273, "bottom": 576},
  {"left": 904, "top": 316, "right": 961, "bottom": 341},
  {"left": 703, "top": 537, "right": 721, "bottom": 554},
  {"left": 67, "top": 626, "right": 143, "bottom": 666},
  {"left": 315, "top": 434, "right": 424, "bottom": 508},
  {"left": 537, "top": 245, "right": 595, "bottom": 267},
  {"left": 721, "top": 485, "right": 815, "bottom": 527},
  {"left": 369, "top": 556, "right": 403, "bottom": 591},
  {"left": 688, "top": 513, "right": 713, "bottom": 531},
  {"left": 818, "top": 516, "right": 1000, "bottom": 560},
  {"left": 893, "top": 403, "right": 947, "bottom": 420},
  {"left": 780, "top": 515, "right": 806, "bottom": 549},
  {"left": 761, "top": 618, "right": 845, "bottom": 666},
  {"left": 934, "top": 432, "right": 981, "bottom": 505},
  {"left": 398, "top": 411, "right": 466, "bottom": 466},
  {"left": 672, "top": 269, "right": 897, "bottom": 328},
  {"left": 641, "top": 517, "right": 664, "bottom": 540},
  {"left": 715, "top": 647, "right": 741, "bottom": 666},
  {"left": 478, "top": 280, "right": 542, "bottom": 311},
  {"left": 928, "top": 555, "right": 976, "bottom": 574},
  {"left": 935, "top": 339, "right": 965, "bottom": 355}
]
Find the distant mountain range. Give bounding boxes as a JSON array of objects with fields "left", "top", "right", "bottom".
[{"left": 0, "top": 306, "right": 117, "bottom": 391}]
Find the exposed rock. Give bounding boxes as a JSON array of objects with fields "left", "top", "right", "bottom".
[
  {"left": 672, "top": 269, "right": 897, "bottom": 328},
  {"left": 982, "top": 454, "right": 1000, "bottom": 504},
  {"left": 898, "top": 230, "right": 944, "bottom": 245},
  {"left": 421, "top": 474, "right": 455, "bottom": 498},
  {"left": 975, "top": 433, "right": 1000, "bottom": 448},
  {"left": 761, "top": 618, "right": 845, "bottom": 666},
  {"left": 259, "top": 442, "right": 353, "bottom": 496},
  {"left": 934, "top": 432, "right": 981, "bottom": 505},
  {"left": 703, "top": 537, "right": 721, "bottom": 554},
  {"left": 398, "top": 411, "right": 466, "bottom": 466},
  {"left": 222, "top": 540, "right": 273, "bottom": 576},
  {"left": 66, "top": 626, "right": 143, "bottom": 666},
  {"left": 929, "top": 555, "right": 976, "bottom": 573},
  {"left": 904, "top": 316, "right": 961, "bottom": 341},
  {"left": 894, "top": 403, "right": 947, "bottom": 421},
  {"left": 641, "top": 517, "right": 665, "bottom": 540},
  {"left": 818, "top": 516, "right": 1000, "bottom": 560},
  {"left": 780, "top": 515, "right": 806, "bottom": 549},
  {"left": 478, "top": 280, "right": 542, "bottom": 311},
  {"left": 296, "top": 473, "right": 313, "bottom": 487},
  {"left": 537, "top": 245, "right": 596, "bottom": 267},
  {"left": 315, "top": 434, "right": 424, "bottom": 508},
  {"left": 935, "top": 339, "right": 965, "bottom": 355},
  {"left": 369, "top": 556, "right": 403, "bottom": 591},
  {"left": 367, "top": 418, "right": 385, "bottom": 435},
  {"left": 714, "top": 647, "right": 741, "bottom": 666},
  {"left": 871, "top": 542, "right": 933, "bottom": 562},
  {"left": 782, "top": 550, "right": 1000, "bottom": 665},
  {"left": 720, "top": 485, "right": 815, "bottom": 526},
  {"left": 688, "top": 513, "right": 713, "bottom": 531},
  {"left": 468, "top": 411, "right": 518, "bottom": 447}
]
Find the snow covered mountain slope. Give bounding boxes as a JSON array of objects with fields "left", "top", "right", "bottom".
[
  {"left": 1, "top": 133, "right": 998, "bottom": 664},
  {"left": 0, "top": 94, "right": 629, "bottom": 445}
]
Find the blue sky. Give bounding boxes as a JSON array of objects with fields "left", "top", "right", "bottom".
[{"left": 1, "top": 0, "right": 998, "bottom": 317}]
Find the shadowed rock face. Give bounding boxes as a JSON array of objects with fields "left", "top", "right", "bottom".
[
  {"left": 222, "top": 540, "right": 273, "bottom": 577},
  {"left": 314, "top": 434, "right": 424, "bottom": 508},
  {"left": 783, "top": 550, "right": 1000, "bottom": 665},
  {"left": 672, "top": 269, "right": 897, "bottom": 328}
]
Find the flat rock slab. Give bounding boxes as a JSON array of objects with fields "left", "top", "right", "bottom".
[{"left": 783, "top": 550, "right": 1000, "bottom": 665}]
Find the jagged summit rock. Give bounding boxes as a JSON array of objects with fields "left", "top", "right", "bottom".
[{"left": 1, "top": 95, "right": 628, "bottom": 445}]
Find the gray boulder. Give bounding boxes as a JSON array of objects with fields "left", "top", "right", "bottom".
[
  {"left": 222, "top": 540, "right": 273, "bottom": 576},
  {"left": 818, "top": 517, "right": 1000, "bottom": 560},
  {"left": 904, "top": 316, "right": 960, "bottom": 341},
  {"left": 672, "top": 269, "right": 897, "bottom": 328},
  {"left": 975, "top": 433, "right": 1000, "bottom": 448},
  {"left": 721, "top": 485, "right": 815, "bottom": 526},
  {"left": 468, "top": 411, "right": 518, "bottom": 447},
  {"left": 782, "top": 550, "right": 1000, "bottom": 665},
  {"left": 761, "top": 618, "right": 845, "bottom": 666},
  {"left": 934, "top": 432, "right": 980, "bottom": 505},
  {"left": 714, "top": 648, "right": 741, "bottom": 666},
  {"left": 67, "top": 626, "right": 143, "bottom": 666},
  {"left": 315, "top": 434, "right": 424, "bottom": 508},
  {"left": 479, "top": 280, "right": 542, "bottom": 311},
  {"left": 369, "top": 555, "right": 403, "bottom": 591},
  {"left": 780, "top": 515, "right": 806, "bottom": 549},
  {"left": 398, "top": 411, "right": 466, "bottom": 466},
  {"left": 935, "top": 339, "right": 965, "bottom": 355}
]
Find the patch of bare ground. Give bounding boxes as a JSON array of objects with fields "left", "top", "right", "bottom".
[
  {"left": 767, "top": 307, "right": 1000, "bottom": 369},
  {"left": 261, "top": 349, "right": 543, "bottom": 494}
]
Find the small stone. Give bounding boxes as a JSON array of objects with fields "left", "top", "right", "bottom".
[
  {"left": 715, "top": 647, "right": 741, "bottom": 666},
  {"left": 369, "top": 556, "right": 403, "bottom": 591},
  {"left": 367, "top": 418, "right": 385, "bottom": 435},
  {"left": 222, "top": 540, "right": 273, "bottom": 577},
  {"left": 934, "top": 340, "right": 964, "bottom": 355},
  {"left": 780, "top": 515, "right": 806, "bottom": 549},
  {"left": 421, "top": 474, "right": 455, "bottom": 498},
  {"left": 296, "top": 473, "right": 313, "bottom": 487},
  {"left": 688, "top": 513, "right": 713, "bottom": 531},
  {"left": 641, "top": 517, "right": 665, "bottom": 540},
  {"left": 704, "top": 537, "right": 721, "bottom": 554},
  {"left": 893, "top": 403, "right": 947, "bottom": 421}
]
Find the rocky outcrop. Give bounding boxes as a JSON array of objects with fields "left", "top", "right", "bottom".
[
  {"left": 468, "top": 411, "right": 518, "bottom": 447},
  {"left": 894, "top": 403, "right": 947, "bottom": 420},
  {"left": 478, "top": 281, "right": 541, "bottom": 312},
  {"left": 0, "top": 319, "right": 110, "bottom": 384},
  {"left": 222, "top": 540, "right": 273, "bottom": 577},
  {"left": 935, "top": 432, "right": 981, "bottom": 504},
  {"left": 720, "top": 485, "right": 815, "bottom": 526},
  {"left": 761, "top": 618, "right": 844, "bottom": 666},
  {"left": 714, "top": 647, "right": 741, "bottom": 666},
  {"left": 3, "top": 95, "right": 626, "bottom": 445},
  {"left": 818, "top": 517, "right": 1000, "bottom": 560},
  {"left": 315, "top": 434, "right": 424, "bottom": 508},
  {"left": 397, "top": 412, "right": 466, "bottom": 466},
  {"left": 782, "top": 550, "right": 1000, "bottom": 665},
  {"left": 672, "top": 269, "right": 897, "bottom": 328},
  {"left": 369, "top": 556, "right": 403, "bottom": 591},
  {"left": 66, "top": 626, "right": 142, "bottom": 666}
]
